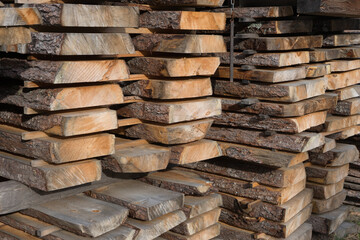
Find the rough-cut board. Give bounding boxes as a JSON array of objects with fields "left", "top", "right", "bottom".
[
  {"left": 326, "top": 68, "right": 360, "bottom": 90},
  {"left": 220, "top": 204, "right": 312, "bottom": 238},
  {"left": 169, "top": 139, "right": 222, "bottom": 165},
  {"left": 312, "top": 221, "right": 360, "bottom": 240},
  {"left": 297, "top": 0, "right": 360, "bottom": 17},
  {"left": 0, "top": 225, "right": 41, "bottom": 240},
  {"left": 310, "top": 46, "right": 360, "bottom": 62},
  {"left": 309, "top": 143, "right": 359, "bottom": 167},
  {"left": 215, "top": 66, "right": 307, "bottom": 83},
  {"left": 0, "top": 150, "right": 101, "bottom": 191},
  {"left": 332, "top": 98, "right": 360, "bottom": 116},
  {"left": 312, "top": 190, "right": 347, "bottom": 214},
  {"left": 0, "top": 84, "right": 123, "bottom": 111},
  {"left": 140, "top": 11, "right": 225, "bottom": 30},
  {"left": 161, "top": 223, "right": 220, "bottom": 240},
  {"left": 214, "top": 78, "right": 327, "bottom": 102},
  {"left": 88, "top": 180, "right": 183, "bottom": 221},
  {"left": 214, "top": 51, "right": 310, "bottom": 67},
  {"left": 118, "top": 98, "right": 220, "bottom": 124},
  {"left": 213, "top": 6, "right": 294, "bottom": 18},
  {"left": 0, "top": 124, "right": 114, "bottom": 163},
  {"left": 233, "top": 35, "right": 322, "bottom": 51},
  {"left": 101, "top": 138, "right": 170, "bottom": 173},
  {"left": 305, "top": 162, "right": 349, "bottom": 184},
  {"left": 182, "top": 194, "right": 222, "bottom": 219},
  {"left": 145, "top": 170, "right": 213, "bottom": 196},
  {"left": 218, "top": 141, "right": 308, "bottom": 168},
  {"left": 91, "top": 0, "right": 225, "bottom": 7},
  {"left": 121, "top": 78, "right": 212, "bottom": 99},
  {"left": 221, "top": 189, "right": 313, "bottom": 223},
  {"left": 121, "top": 119, "right": 213, "bottom": 145},
  {"left": 324, "top": 125, "right": 360, "bottom": 140},
  {"left": 241, "top": 20, "right": 313, "bottom": 35},
  {"left": 0, "top": 5, "right": 139, "bottom": 27},
  {"left": 308, "top": 205, "right": 349, "bottom": 235},
  {"left": 176, "top": 167, "right": 306, "bottom": 205},
  {"left": 310, "top": 137, "right": 336, "bottom": 154},
  {"left": 0, "top": 58, "right": 130, "bottom": 84},
  {"left": 334, "top": 85, "right": 360, "bottom": 100},
  {"left": 128, "top": 57, "right": 220, "bottom": 77},
  {"left": 22, "top": 194, "right": 129, "bottom": 237},
  {"left": 183, "top": 159, "right": 306, "bottom": 188},
  {"left": 0, "top": 108, "right": 118, "bottom": 136},
  {"left": 304, "top": 63, "right": 331, "bottom": 78},
  {"left": 324, "top": 114, "right": 360, "bottom": 132},
  {"left": 324, "top": 34, "right": 360, "bottom": 47},
  {"left": 0, "top": 27, "right": 31, "bottom": 45},
  {"left": 307, "top": 179, "right": 345, "bottom": 200},
  {"left": 327, "top": 59, "right": 360, "bottom": 72},
  {"left": 220, "top": 94, "right": 337, "bottom": 117},
  {"left": 213, "top": 111, "right": 327, "bottom": 133},
  {"left": 126, "top": 210, "right": 187, "bottom": 240}
]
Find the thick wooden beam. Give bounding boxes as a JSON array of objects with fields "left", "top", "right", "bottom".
[
  {"left": 324, "top": 34, "right": 360, "bottom": 47},
  {"left": 182, "top": 194, "right": 222, "bottom": 219},
  {"left": 297, "top": 0, "right": 360, "bottom": 17},
  {"left": 326, "top": 68, "right": 360, "bottom": 90},
  {"left": 306, "top": 163, "right": 349, "bottom": 185},
  {"left": 307, "top": 179, "right": 345, "bottom": 199},
  {"left": 312, "top": 190, "right": 347, "bottom": 214},
  {"left": 332, "top": 98, "right": 360, "bottom": 116}
]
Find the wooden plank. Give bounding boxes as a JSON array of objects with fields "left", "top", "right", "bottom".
[
  {"left": 0, "top": 84, "right": 123, "bottom": 111},
  {"left": 213, "top": 78, "right": 327, "bottom": 102},
  {"left": 215, "top": 66, "right": 307, "bottom": 83},
  {"left": 0, "top": 108, "right": 118, "bottom": 136},
  {"left": 309, "top": 143, "right": 359, "bottom": 167},
  {"left": 121, "top": 119, "right": 213, "bottom": 145},
  {"left": 125, "top": 210, "right": 187, "bottom": 240},
  {"left": 86, "top": 0, "right": 226, "bottom": 7},
  {"left": 133, "top": 34, "right": 226, "bottom": 53},
  {"left": 0, "top": 7, "right": 41, "bottom": 26},
  {"left": 297, "top": 0, "right": 360, "bottom": 17},
  {"left": 308, "top": 205, "right": 349, "bottom": 235},
  {"left": 310, "top": 46, "right": 360, "bottom": 62},
  {"left": 310, "top": 138, "right": 337, "bottom": 154},
  {"left": 327, "top": 59, "right": 360, "bottom": 72},
  {"left": 183, "top": 159, "right": 306, "bottom": 188},
  {"left": 305, "top": 162, "right": 349, "bottom": 184},
  {"left": 333, "top": 85, "right": 360, "bottom": 101},
  {"left": 88, "top": 180, "right": 183, "bottom": 221},
  {"left": 218, "top": 141, "right": 309, "bottom": 168},
  {"left": 118, "top": 98, "right": 220, "bottom": 123},
  {"left": 161, "top": 223, "right": 220, "bottom": 240},
  {"left": 0, "top": 225, "right": 41, "bottom": 240},
  {"left": 323, "top": 125, "right": 360, "bottom": 140},
  {"left": 0, "top": 124, "right": 114, "bottom": 163},
  {"left": 182, "top": 194, "right": 222, "bottom": 219},
  {"left": 140, "top": 11, "right": 225, "bottom": 30},
  {"left": 0, "top": 150, "right": 101, "bottom": 191},
  {"left": 312, "top": 190, "right": 347, "bottom": 214},
  {"left": 213, "top": 6, "right": 294, "bottom": 18},
  {"left": 101, "top": 138, "right": 170, "bottom": 173},
  {"left": 304, "top": 63, "right": 331, "bottom": 78},
  {"left": 0, "top": 27, "right": 31, "bottom": 45},
  {"left": 145, "top": 170, "right": 213, "bottom": 196},
  {"left": 169, "top": 139, "right": 222, "bottom": 165},
  {"left": 22, "top": 194, "right": 129, "bottom": 237},
  {"left": 241, "top": 20, "right": 312, "bottom": 35},
  {"left": 324, "top": 34, "right": 360, "bottom": 47},
  {"left": 326, "top": 68, "right": 360, "bottom": 90},
  {"left": 0, "top": 58, "right": 129, "bottom": 84},
  {"left": 324, "top": 114, "right": 360, "bottom": 132},
  {"left": 312, "top": 221, "right": 360, "bottom": 240},
  {"left": 344, "top": 181, "right": 360, "bottom": 191},
  {"left": 128, "top": 57, "right": 220, "bottom": 77},
  {"left": 331, "top": 97, "right": 360, "bottom": 116},
  {"left": 214, "top": 51, "right": 310, "bottom": 67},
  {"left": 220, "top": 94, "right": 337, "bottom": 117},
  {"left": 220, "top": 204, "right": 312, "bottom": 238},
  {"left": 220, "top": 189, "right": 313, "bottom": 223},
  {"left": 308, "top": 178, "right": 345, "bottom": 199}
]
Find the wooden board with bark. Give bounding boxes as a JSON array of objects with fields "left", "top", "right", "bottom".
[
  {"left": 297, "top": 0, "right": 360, "bottom": 17},
  {"left": 312, "top": 190, "right": 347, "bottom": 214},
  {"left": 326, "top": 68, "right": 360, "bottom": 90},
  {"left": 334, "top": 85, "right": 360, "bottom": 101},
  {"left": 332, "top": 98, "right": 360, "bottom": 116},
  {"left": 182, "top": 194, "right": 222, "bottom": 219},
  {"left": 240, "top": 20, "right": 313, "bottom": 35},
  {"left": 307, "top": 177, "right": 345, "bottom": 199},
  {"left": 305, "top": 163, "right": 349, "bottom": 184},
  {"left": 213, "top": 6, "right": 294, "bottom": 18},
  {"left": 161, "top": 223, "right": 220, "bottom": 240}
]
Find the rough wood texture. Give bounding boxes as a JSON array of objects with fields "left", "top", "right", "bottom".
[
  {"left": 326, "top": 68, "right": 360, "bottom": 90},
  {"left": 0, "top": 58, "right": 129, "bottom": 84},
  {"left": 309, "top": 143, "right": 359, "bottom": 167},
  {"left": 121, "top": 78, "right": 212, "bottom": 99},
  {"left": 121, "top": 119, "right": 213, "bottom": 145},
  {"left": 310, "top": 138, "right": 336, "bottom": 154},
  {"left": 0, "top": 225, "right": 41, "bottom": 240},
  {"left": 0, "top": 7, "right": 41, "bottom": 26},
  {"left": 133, "top": 34, "right": 226, "bottom": 53},
  {"left": 324, "top": 34, "right": 360, "bottom": 47},
  {"left": 140, "top": 11, "right": 225, "bottom": 30},
  {"left": 218, "top": 141, "right": 308, "bottom": 168},
  {"left": 213, "top": 78, "right": 327, "bottom": 102},
  {"left": 324, "top": 114, "right": 360, "bottom": 132},
  {"left": 92, "top": 0, "right": 225, "bottom": 7},
  {"left": 128, "top": 57, "right": 220, "bottom": 77},
  {"left": 213, "top": 111, "right": 326, "bottom": 134},
  {"left": 332, "top": 97, "right": 360, "bottom": 116},
  {"left": 145, "top": 170, "right": 213, "bottom": 196},
  {"left": 307, "top": 179, "right": 345, "bottom": 199},
  {"left": 304, "top": 63, "right": 331, "bottom": 78},
  {"left": 0, "top": 108, "right": 118, "bottom": 136},
  {"left": 161, "top": 223, "right": 220, "bottom": 240},
  {"left": 182, "top": 194, "right": 222, "bottom": 219},
  {"left": 215, "top": 66, "right": 307, "bottom": 83},
  {"left": 125, "top": 210, "right": 187, "bottom": 240},
  {"left": 327, "top": 59, "right": 360, "bottom": 72},
  {"left": 220, "top": 204, "right": 312, "bottom": 238},
  {"left": 22, "top": 194, "right": 129, "bottom": 237},
  {"left": 169, "top": 139, "right": 222, "bottom": 165},
  {"left": 297, "top": 0, "right": 360, "bottom": 17},
  {"left": 241, "top": 20, "right": 312, "bottom": 35},
  {"left": 183, "top": 159, "right": 306, "bottom": 188},
  {"left": 207, "top": 127, "right": 324, "bottom": 152},
  {"left": 0, "top": 150, "right": 101, "bottom": 191},
  {"left": 310, "top": 46, "right": 360, "bottom": 62},
  {"left": 88, "top": 180, "right": 183, "bottom": 221},
  {"left": 305, "top": 163, "right": 349, "bottom": 184},
  {"left": 308, "top": 205, "right": 349, "bottom": 235},
  {"left": 101, "top": 138, "right": 170, "bottom": 173},
  {"left": 214, "top": 51, "right": 310, "bottom": 67},
  {"left": 0, "top": 27, "right": 31, "bottom": 45},
  {"left": 0, "top": 124, "right": 114, "bottom": 163},
  {"left": 220, "top": 94, "right": 337, "bottom": 117},
  {"left": 213, "top": 6, "right": 294, "bottom": 18},
  {"left": 0, "top": 84, "right": 123, "bottom": 111},
  {"left": 118, "top": 98, "right": 220, "bottom": 124},
  {"left": 312, "top": 190, "right": 347, "bottom": 214}
]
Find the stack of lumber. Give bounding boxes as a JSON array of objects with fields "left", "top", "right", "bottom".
[{"left": 143, "top": 169, "right": 223, "bottom": 240}]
